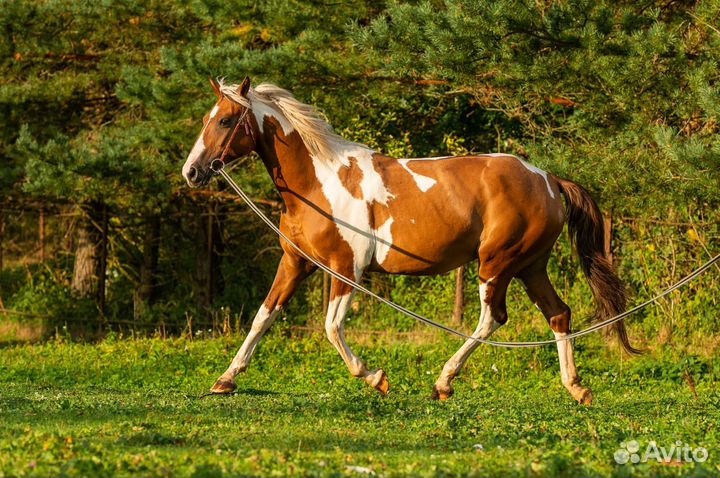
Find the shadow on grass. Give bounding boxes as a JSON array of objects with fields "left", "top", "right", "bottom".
[{"left": 206, "top": 387, "right": 281, "bottom": 397}]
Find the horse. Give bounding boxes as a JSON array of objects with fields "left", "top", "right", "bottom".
[{"left": 182, "top": 77, "right": 638, "bottom": 405}]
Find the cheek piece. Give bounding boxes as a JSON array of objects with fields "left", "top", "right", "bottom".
[{"left": 211, "top": 104, "right": 254, "bottom": 173}]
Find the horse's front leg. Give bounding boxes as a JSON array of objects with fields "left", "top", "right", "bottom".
[
  {"left": 325, "top": 275, "right": 389, "bottom": 395},
  {"left": 210, "top": 252, "right": 315, "bottom": 394}
]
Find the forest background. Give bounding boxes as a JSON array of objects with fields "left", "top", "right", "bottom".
[{"left": 1, "top": 0, "right": 718, "bottom": 353}]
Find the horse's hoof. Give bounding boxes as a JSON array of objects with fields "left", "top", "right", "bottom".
[
  {"left": 210, "top": 378, "right": 237, "bottom": 394},
  {"left": 365, "top": 369, "right": 389, "bottom": 395},
  {"left": 577, "top": 388, "right": 593, "bottom": 406},
  {"left": 431, "top": 385, "right": 453, "bottom": 401},
  {"left": 375, "top": 372, "right": 390, "bottom": 395}
]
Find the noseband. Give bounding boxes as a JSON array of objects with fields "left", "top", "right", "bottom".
[{"left": 210, "top": 101, "right": 255, "bottom": 173}]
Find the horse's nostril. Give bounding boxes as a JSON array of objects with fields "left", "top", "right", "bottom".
[{"left": 188, "top": 167, "right": 198, "bottom": 181}]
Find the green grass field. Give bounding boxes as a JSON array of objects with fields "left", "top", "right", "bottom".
[{"left": 1, "top": 329, "right": 718, "bottom": 477}]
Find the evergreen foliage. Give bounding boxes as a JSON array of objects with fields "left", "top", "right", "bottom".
[
  {"left": 354, "top": 0, "right": 720, "bottom": 212},
  {"left": 0, "top": 1, "right": 717, "bottom": 345}
]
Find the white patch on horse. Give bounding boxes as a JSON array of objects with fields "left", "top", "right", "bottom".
[
  {"left": 435, "top": 277, "right": 503, "bottom": 388},
  {"left": 477, "top": 279, "right": 501, "bottom": 337},
  {"left": 409, "top": 156, "right": 453, "bottom": 161},
  {"left": 554, "top": 332, "right": 578, "bottom": 386},
  {"left": 398, "top": 159, "right": 437, "bottom": 192},
  {"left": 520, "top": 160, "right": 555, "bottom": 198},
  {"left": 374, "top": 217, "right": 393, "bottom": 265},
  {"left": 224, "top": 304, "right": 280, "bottom": 376},
  {"left": 183, "top": 103, "right": 226, "bottom": 183},
  {"left": 251, "top": 101, "right": 295, "bottom": 136},
  {"left": 325, "top": 291, "right": 367, "bottom": 377},
  {"left": 312, "top": 146, "right": 392, "bottom": 278},
  {"left": 182, "top": 129, "right": 206, "bottom": 184}
]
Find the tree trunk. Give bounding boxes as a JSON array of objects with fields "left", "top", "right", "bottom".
[
  {"left": 134, "top": 215, "right": 161, "bottom": 320},
  {"left": 96, "top": 203, "right": 109, "bottom": 315},
  {"left": 212, "top": 202, "right": 225, "bottom": 300},
  {"left": 195, "top": 202, "right": 224, "bottom": 315},
  {"left": 452, "top": 265, "right": 465, "bottom": 326},
  {"left": 72, "top": 204, "right": 102, "bottom": 297},
  {"left": 322, "top": 272, "right": 330, "bottom": 315},
  {"left": 71, "top": 202, "right": 108, "bottom": 316},
  {"left": 39, "top": 207, "right": 45, "bottom": 262},
  {"left": 0, "top": 209, "right": 4, "bottom": 271},
  {"left": 195, "top": 210, "right": 210, "bottom": 312}
]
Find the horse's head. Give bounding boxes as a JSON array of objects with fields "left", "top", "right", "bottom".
[{"left": 182, "top": 76, "right": 255, "bottom": 187}]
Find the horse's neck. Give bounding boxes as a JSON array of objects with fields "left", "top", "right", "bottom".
[{"left": 254, "top": 119, "right": 319, "bottom": 211}]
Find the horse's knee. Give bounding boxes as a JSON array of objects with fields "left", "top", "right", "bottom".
[
  {"left": 324, "top": 319, "right": 340, "bottom": 342},
  {"left": 478, "top": 315, "right": 504, "bottom": 337}
]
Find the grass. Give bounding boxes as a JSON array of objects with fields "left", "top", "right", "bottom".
[{"left": 0, "top": 327, "right": 718, "bottom": 477}]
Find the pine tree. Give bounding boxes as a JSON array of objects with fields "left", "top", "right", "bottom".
[{"left": 354, "top": 0, "right": 720, "bottom": 214}]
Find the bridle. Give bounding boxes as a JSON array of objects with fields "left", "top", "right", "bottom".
[{"left": 210, "top": 99, "right": 255, "bottom": 173}]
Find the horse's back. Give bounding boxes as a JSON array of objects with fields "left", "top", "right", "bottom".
[{"left": 367, "top": 153, "right": 565, "bottom": 275}]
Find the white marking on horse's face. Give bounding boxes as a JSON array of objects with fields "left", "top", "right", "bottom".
[
  {"left": 182, "top": 130, "right": 206, "bottom": 185},
  {"left": 183, "top": 101, "right": 224, "bottom": 185},
  {"left": 312, "top": 147, "right": 393, "bottom": 277},
  {"left": 398, "top": 159, "right": 437, "bottom": 192},
  {"left": 251, "top": 101, "right": 294, "bottom": 136}
]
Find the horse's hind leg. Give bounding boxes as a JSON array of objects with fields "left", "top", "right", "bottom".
[
  {"left": 518, "top": 261, "right": 593, "bottom": 405},
  {"left": 325, "top": 276, "right": 389, "bottom": 395},
  {"left": 432, "top": 269, "right": 510, "bottom": 400}
]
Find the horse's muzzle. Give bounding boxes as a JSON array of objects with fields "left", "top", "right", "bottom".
[{"left": 186, "top": 166, "right": 213, "bottom": 188}]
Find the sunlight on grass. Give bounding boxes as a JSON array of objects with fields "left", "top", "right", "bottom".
[{"left": 1, "top": 334, "right": 718, "bottom": 477}]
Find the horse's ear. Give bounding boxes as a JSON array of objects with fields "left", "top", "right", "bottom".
[
  {"left": 239, "top": 76, "right": 251, "bottom": 97},
  {"left": 209, "top": 77, "right": 222, "bottom": 98}
]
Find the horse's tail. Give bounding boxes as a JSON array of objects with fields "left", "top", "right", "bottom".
[{"left": 554, "top": 176, "right": 642, "bottom": 355}]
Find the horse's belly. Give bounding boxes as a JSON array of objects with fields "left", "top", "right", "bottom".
[{"left": 370, "top": 228, "right": 479, "bottom": 275}]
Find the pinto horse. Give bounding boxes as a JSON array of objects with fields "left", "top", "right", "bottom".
[{"left": 182, "top": 77, "right": 638, "bottom": 405}]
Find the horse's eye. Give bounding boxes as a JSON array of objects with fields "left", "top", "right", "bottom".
[{"left": 219, "top": 117, "right": 233, "bottom": 128}]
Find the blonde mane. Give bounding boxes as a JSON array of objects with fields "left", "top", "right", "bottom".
[{"left": 218, "top": 80, "right": 369, "bottom": 164}]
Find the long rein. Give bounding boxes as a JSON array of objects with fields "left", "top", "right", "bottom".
[{"left": 209, "top": 107, "right": 720, "bottom": 349}]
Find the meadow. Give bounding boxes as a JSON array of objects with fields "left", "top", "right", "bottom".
[
  {"left": 1, "top": 328, "right": 717, "bottom": 477},
  {"left": 2, "top": 1, "right": 720, "bottom": 477}
]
